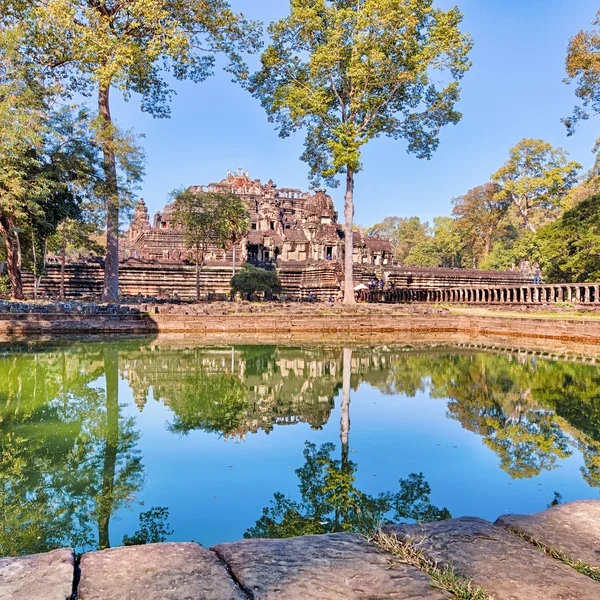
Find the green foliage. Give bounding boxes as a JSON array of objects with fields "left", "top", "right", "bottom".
[
  {"left": 122, "top": 507, "right": 173, "bottom": 546},
  {"left": 536, "top": 194, "right": 600, "bottom": 282},
  {"left": 5, "top": 0, "right": 260, "bottom": 300},
  {"left": 0, "top": 275, "right": 10, "bottom": 297},
  {"left": 563, "top": 11, "right": 600, "bottom": 136},
  {"left": 244, "top": 441, "right": 450, "bottom": 539},
  {"left": 167, "top": 371, "right": 248, "bottom": 436},
  {"left": 172, "top": 190, "right": 249, "bottom": 262},
  {"left": 231, "top": 264, "right": 282, "bottom": 300},
  {"left": 18, "top": 0, "right": 262, "bottom": 113},
  {"left": 367, "top": 216, "right": 464, "bottom": 267},
  {"left": 47, "top": 218, "right": 104, "bottom": 259},
  {"left": 251, "top": 0, "right": 472, "bottom": 299},
  {"left": 368, "top": 217, "right": 429, "bottom": 264},
  {"left": 251, "top": 0, "right": 473, "bottom": 187},
  {"left": 452, "top": 183, "right": 510, "bottom": 266},
  {"left": 0, "top": 347, "right": 144, "bottom": 556},
  {"left": 492, "top": 139, "right": 581, "bottom": 233},
  {"left": 479, "top": 230, "right": 541, "bottom": 271}
]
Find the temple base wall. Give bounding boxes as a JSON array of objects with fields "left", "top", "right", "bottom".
[{"left": 22, "top": 262, "right": 532, "bottom": 300}]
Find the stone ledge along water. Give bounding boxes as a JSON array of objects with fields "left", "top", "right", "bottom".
[
  {"left": 4, "top": 307, "right": 600, "bottom": 343},
  {"left": 1, "top": 501, "right": 599, "bottom": 600}
]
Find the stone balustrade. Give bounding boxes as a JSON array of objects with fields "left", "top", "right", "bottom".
[{"left": 360, "top": 282, "right": 600, "bottom": 306}]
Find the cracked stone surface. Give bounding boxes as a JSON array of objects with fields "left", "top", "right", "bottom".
[
  {"left": 0, "top": 548, "right": 74, "bottom": 600},
  {"left": 78, "top": 542, "right": 246, "bottom": 600},
  {"left": 496, "top": 499, "right": 600, "bottom": 569},
  {"left": 387, "top": 517, "right": 600, "bottom": 600},
  {"left": 212, "top": 532, "right": 451, "bottom": 599}
]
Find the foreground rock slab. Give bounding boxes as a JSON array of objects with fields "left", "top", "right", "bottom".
[
  {"left": 212, "top": 532, "right": 450, "bottom": 599},
  {"left": 78, "top": 542, "right": 245, "bottom": 600},
  {"left": 388, "top": 517, "right": 600, "bottom": 600},
  {"left": 496, "top": 499, "right": 600, "bottom": 569},
  {"left": 0, "top": 548, "right": 74, "bottom": 600}
]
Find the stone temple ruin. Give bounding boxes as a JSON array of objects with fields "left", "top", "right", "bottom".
[
  {"left": 23, "top": 170, "right": 534, "bottom": 300},
  {"left": 121, "top": 169, "right": 393, "bottom": 267}
]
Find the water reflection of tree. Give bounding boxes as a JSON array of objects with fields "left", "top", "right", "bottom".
[
  {"left": 246, "top": 350, "right": 450, "bottom": 539},
  {"left": 0, "top": 346, "right": 145, "bottom": 556},
  {"left": 366, "top": 351, "right": 600, "bottom": 483},
  {"left": 245, "top": 442, "right": 450, "bottom": 539},
  {"left": 166, "top": 370, "right": 248, "bottom": 436},
  {"left": 123, "top": 343, "right": 600, "bottom": 486}
]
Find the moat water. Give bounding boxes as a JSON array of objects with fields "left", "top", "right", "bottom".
[{"left": 1, "top": 339, "right": 599, "bottom": 557}]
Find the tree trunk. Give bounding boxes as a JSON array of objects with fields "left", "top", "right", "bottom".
[
  {"left": 196, "top": 246, "right": 200, "bottom": 302},
  {"left": 513, "top": 194, "right": 537, "bottom": 233},
  {"left": 60, "top": 222, "right": 67, "bottom": 300},
  {"left": 15, "top": 230, "right": 21, "bottom": 270},
  {"left": 98, "top": 348, "right": 119, "bottom": 550},
  {"left": 231, "top": 244, "right": 236, "bottom": 301},
  {"left": 0, "top": 214, "right": 23, "bottom": 300},
  {"left": 98, "top": 85, "right": 120, "bottom": 303},
  {"left": 32, "top": 236, "right": 37, "bottom": 300},
  {"left": 343, "top": 168, "right": 355, "bottom": 304},
  {"left": 340, "top": 347, "right": 352, "bottom": 471},
  {"left": 484, "top": 230, "right": 492, "bottom": 258}
]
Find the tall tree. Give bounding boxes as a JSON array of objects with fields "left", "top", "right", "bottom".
[
  {"left": 0, "top": 24, "right": 101, "bottom": 299},
  {"left": 452, "top": 182, "right": 509, "bottom": 264},
  {"left": 11, "top": 0, "right": 261, "bottom": 302},
  {"left": 491, "top": 139, "right": 581, "bottom": 233},
  {"left": 47, "top": 218, "right": 104, "bottom": 300},
  {"left": 172, "top": 190, "right": 249, "bottom": 301},
  {"left": 250, "top": 0, "right": 473, "bottom": 303},
  {"left": 563, "top": 11, "right": 600, "bottom": 136},
  {"left": 367, "top": 216, "right": 430, "bottom": 264},
  {"left": 536, "top": 193, "right": 600, "bottom": 283}
]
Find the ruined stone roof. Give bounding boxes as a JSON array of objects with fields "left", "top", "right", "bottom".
[
  {"left": 284, "top": 228, "right": 308, "bottom": 243},
  {"left": 304, "top": 191, "right": 336, "bottom": 218},
  {"left": 248, "top": 231, "right": 285, "bottom": 247},
  {"left": 364, "top": 237, "right": 394, "bottom": 252},
  {"left": 247, "top": 231, "right": 264, "bottom": 245},
  {"left": 161, "top": 203, "right": 176, "bottom": 219},
  {"left": 263, "top": 233, "right": 284, "bottom": 246},
  {"left": 316, "top": 224, "right": 343, "bottom": 242}
]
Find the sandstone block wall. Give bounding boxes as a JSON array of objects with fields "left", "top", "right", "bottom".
[{"left": 22, "top": 262, "right": 532, "bottom": 301}]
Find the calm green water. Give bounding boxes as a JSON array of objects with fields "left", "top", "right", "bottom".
[{"left": 1, "top": 340, "right": 600, "bottom": 557}]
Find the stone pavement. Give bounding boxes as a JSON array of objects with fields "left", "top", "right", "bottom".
[{"left": 1, "top": 501, "right": 599, "bottom": 600}]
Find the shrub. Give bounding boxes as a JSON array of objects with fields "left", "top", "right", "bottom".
[{"left": 231, "top": 264, "right": 282, "bottom": 300}]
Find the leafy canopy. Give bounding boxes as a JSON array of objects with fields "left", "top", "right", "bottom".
[
  {"left": 452, "top": 182, "right": 509, "bottom": 263},
  {"left": 492, "top": 139, "right": 581, "bottom": 233},
  {"left": 250, "top": 0, "right": 473, "bottom": 186},
  {"left": 172, "top": 190, "right": 249, "bottom": 257},
  {"left": 564, "top": 10, "right": 600, "bottom": 135},
  {"left": 536, "top": 193, "right": 600, "bottom": 283},
  {"left": 10, "top": 0, "right": 262, "bottom": 117}
]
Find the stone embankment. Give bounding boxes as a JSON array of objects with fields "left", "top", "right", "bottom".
[
  {"left": 3, "top": 302, "right": 600, "bottom": 344},
  {"left": 1, "top": 501, "right": 599, "bottom": 599}
]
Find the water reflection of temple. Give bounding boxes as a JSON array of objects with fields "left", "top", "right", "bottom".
[
  {"left": 119, "top": 346, "right": 341, "bottom": 437},
  {"left": 118, "top": 345, "right": 397, "bottom": 438}
]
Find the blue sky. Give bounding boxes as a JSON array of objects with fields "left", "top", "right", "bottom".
[{"left": 111, "top": 0, "right": 600, "bottom": 228}]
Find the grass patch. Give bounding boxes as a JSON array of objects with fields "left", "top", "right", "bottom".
[
  {"left": 507, "top": 528, "right": 600, "bottom": 582},
  {"left": 372, "top": 531, "right": 491, "bottom": 600}
]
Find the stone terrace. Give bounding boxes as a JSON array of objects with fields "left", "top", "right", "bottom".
[{"left": 1, "top": 500, "right": 599, "bottom": 599}]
